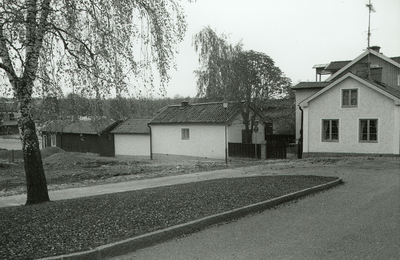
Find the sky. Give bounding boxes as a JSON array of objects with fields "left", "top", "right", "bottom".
[{"left": 163, "top": 0, "right": 400, "bottom": 98}]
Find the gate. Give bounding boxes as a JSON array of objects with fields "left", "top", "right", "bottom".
[
  {"left": 265, "top": 134, "right": 294, "bottom": 159},
  {"left": 266, "top": 141, "right": 287, "bottom": 159}
]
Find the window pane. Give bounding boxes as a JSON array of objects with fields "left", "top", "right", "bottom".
[
  {"left": 360, "top": 119, "right": 377, "bottom": 141},
  {"left": 343, "top": 90, "right": 349, "bottom": 106},
  {"left": 322, "top": 120, "right": 338, "bottom": 141},
  {"left": 360, "top": 120, "right": 368, "bottom": 140},
  {"left": 331, "top": 120, "right": 339, "bottom": 140},
  {"left": 350, "top": 90, "right": 358, "bottom": 105},
  {"left": 323, "top": 120, "right": 330, "bottom": 140},
  {"left": 361, "top": 133, "right": 368, "bottom": 140},
  {"left": 181, "top": 129, "right": 189, "bottom": 140},
  {"left": 369, "top": 120, "right": 377, "bottom": 141}
]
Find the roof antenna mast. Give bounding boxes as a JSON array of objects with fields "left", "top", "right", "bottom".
[
  {"left": 366, "top": 0, "right": 375, "bottom": 48},
  {"left": 366, "top": 0, "right": 376, "bottom": 80}
]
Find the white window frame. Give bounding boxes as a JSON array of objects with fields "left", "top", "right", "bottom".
[
  {"left": 181, "top": 128, "right": 190, "bottom": 140},
  {"left": 322, "top": 119, "right": 339, "bottom": 142},
  {"left": 359, "top": 119, "right": 378, "bottom": 143},
  {"left": 342, "top": 89, "right": 358, "bottom": 108}
]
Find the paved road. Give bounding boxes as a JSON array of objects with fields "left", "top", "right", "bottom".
[{"left": 111, "top": 158, "right": 400, "bottom": 260}]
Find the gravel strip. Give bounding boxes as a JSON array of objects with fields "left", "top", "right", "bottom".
[{"left": 0, "top": 175, "right": 338, "bottom": 260}]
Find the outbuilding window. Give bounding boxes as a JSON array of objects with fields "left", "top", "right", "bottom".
[
  {"left": 181, "top": 128, "right": 190, "bottom": 140},
  {"left": 322, "top": 119, "right": 339, "bottom": 141}
]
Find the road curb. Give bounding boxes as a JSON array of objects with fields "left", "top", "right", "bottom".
[{"left": 38, "top": 178, "right": 343, "bottom": 260}]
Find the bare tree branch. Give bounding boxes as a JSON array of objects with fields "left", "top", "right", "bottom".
[{"left": 0, "top": 25, "right": 17, "bottom": 81}]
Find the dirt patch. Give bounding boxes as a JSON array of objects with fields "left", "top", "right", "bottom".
[
  {"left": 0, "top": 152, "right": 235, "bottom": 196},
  {"left": 41, "top": 146, "right": 65, "bottom": 159},
  {"left": 44, "top": 152, "right": 88, "bottom": 167}
]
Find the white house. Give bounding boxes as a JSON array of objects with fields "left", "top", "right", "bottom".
[
  {"left": 293, "top": 46, "right": 400, "bottom": 157},
  {"left": 148, "top": 101, "right": 265, "bottom": 160},
  {"left": 111, "top": 118, "right": 151, "bottom": 157}
]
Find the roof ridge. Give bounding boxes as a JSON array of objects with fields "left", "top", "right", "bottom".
[
  {"left": 169, "top": 101, "right": 237, "bottom": 107},
  {"left": 149, "top": 101, "right": 243, "bottom": 124},
  {"left": 328, "top": 60, "right": 352, "bottom": 63}
]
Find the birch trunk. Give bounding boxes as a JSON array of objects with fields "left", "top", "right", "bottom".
[{"left": 16, "top": 79, "right": 50, "bottom": 205}]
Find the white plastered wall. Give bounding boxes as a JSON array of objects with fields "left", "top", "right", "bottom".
[
  {"left": 295, "top": 89, "right": 321, "bottom": 141},
  {"left": 304, "top": 77, "right": 398, "bottom": 155},
  {"left": 114, "top": 134, "right": 150, "bottom": 156},
  {"left": 151, "top": 124, "right": 226, "bottom": 159},
  {"left": 394, "top": 105, "right": 400, "bottom": 155}
]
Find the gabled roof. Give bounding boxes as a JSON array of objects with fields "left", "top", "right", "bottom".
[
  {"left": 292, "top": 81, "right": 331, "bottom": 90},
  {"left": 262, "top": 98, "right": 294, "bottom": 109},
  {"left": 299, "top": 72, "right": 400, "bottom": 108},
  {"left": 111, "top": 118, "right": 151, "bottom": 134},
  {"left": 326, "top": 49, "right": 400, "bottom": 81},
  {"left": 149, "top": 102, "right": 242, "bottom": 125},
  {"left": 41, "top": 119, "right": 119, "bottom": 135}
]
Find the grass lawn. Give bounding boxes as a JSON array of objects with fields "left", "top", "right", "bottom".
[{"left": 0, "top": 175, "right": 338, "bottom": 260}]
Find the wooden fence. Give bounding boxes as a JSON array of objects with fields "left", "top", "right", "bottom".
[
  {"left": 228, "top": 141, "right": 287, "bottom": 159},
  {"left": 265, "top": 134, "right": 295, "bottom": 143},
  {"left": 228, "top": 143, "right": 261, "bottom": 159}
]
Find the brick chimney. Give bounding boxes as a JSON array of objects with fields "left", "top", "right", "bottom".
[
  {"left": 180, "top": 101, "right": 189, "bottom": 108},
  {"left": 369, "top": 46, "right": 381, "bottom": 53}
]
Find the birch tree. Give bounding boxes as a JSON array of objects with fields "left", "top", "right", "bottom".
[
  {"left": 192, "top": 26, "right": 239, "bottom": 100},
  {"left": 0, "top": 0, "right": 187, "bottom": 204},
  {"left": 193, "top": 27, "right": 291, "bottom": 143}
]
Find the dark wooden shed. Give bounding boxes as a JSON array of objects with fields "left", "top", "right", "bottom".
[{"left": 41, "top": 119, "right": 120, "bottom": 157}]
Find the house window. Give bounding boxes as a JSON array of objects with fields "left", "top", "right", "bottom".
[
  {"left": 360, "top": 119, "right": 377, "bottom": 142},
  {"left": 181, "top": 128, "right": 190, "bottom": 140},
  {"left": 397, "top": 75, "right": 400, "bottom": 87},
  {"left": 322, "top": 120, "right": 339, "bottom": 141},
  {"left": 342, "top": 89, "right": 358, "bottom": 107}
]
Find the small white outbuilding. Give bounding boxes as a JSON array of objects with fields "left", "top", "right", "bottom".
[
  {"left": 148, "top": 101, "right": 265, "bottom": 160},
  {"left": 111, "top": 118, "right": 151, "bottom": 157}
]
